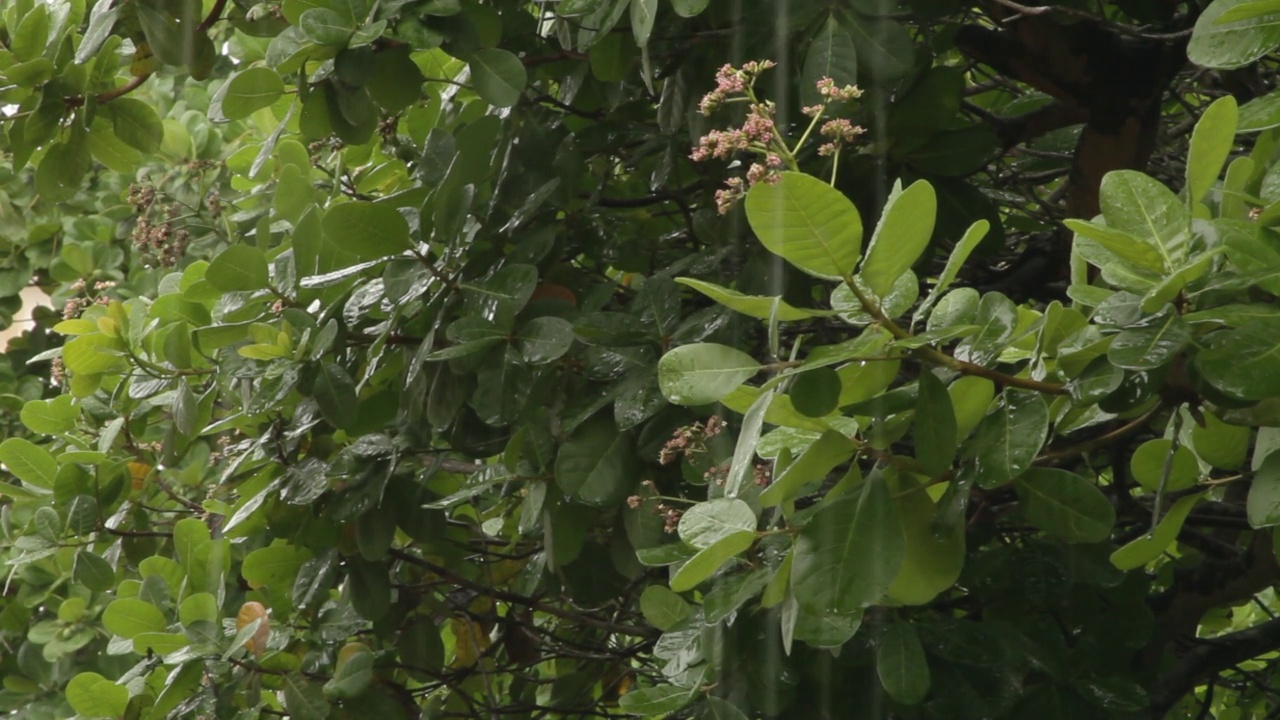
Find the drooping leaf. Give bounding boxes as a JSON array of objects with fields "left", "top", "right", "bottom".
[{"left": 791, "top": 472, "right": 903, "bottom": 615}]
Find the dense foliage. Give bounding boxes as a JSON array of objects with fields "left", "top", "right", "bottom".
[{"left": 9, "top": 0, "right": 1280, "bottom": 718}]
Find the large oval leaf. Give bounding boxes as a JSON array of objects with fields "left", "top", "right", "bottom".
[
  {"left": 860, "top": 180, "right": 936, "bottom": 298},
  {"left": 745, "top": 172, "right": 863, "bottom": 281},
  {"left": 1014, "top": 469, "right": 1115, "bottom": 544},
  {"left": 791, "top": 472, "right": 903, "bottom": 615},
  {"left": 658, "top": 343, "right": 761, "bottom": 406}
]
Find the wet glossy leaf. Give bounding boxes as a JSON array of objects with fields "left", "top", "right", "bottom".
[
  {"left": 658, "top": 343, "right": 761, "bottom": 405},
  {"left": 1015, "top": 469, "right": 1115, "bottom": 543},
  {"left": 1130, "top": 439, "right": 1200, "bottom": 493},
  {"left": 678, "top": 499, "right": 756, "bottom": 550},
  {"left": 878, "top": 621, "right": 930, "bottom": 704}
]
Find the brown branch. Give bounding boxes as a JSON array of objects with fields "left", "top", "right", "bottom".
[
  {"left": 64, "top": 74, "right": 151, "bottom": 109},
  {"left": 197, "top": 0, "right": 228, "bottom": 32},
  {"left": 1149, "top": 617, "right": 1280, "bottom": 717},
  {"left": 389, "top": 548, "right": 657, "bottom": 638}
]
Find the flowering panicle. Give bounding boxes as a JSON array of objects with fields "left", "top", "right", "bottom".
[
  {"left": 689, "top": 61, "right": 865, "bottom": 213},
  {"left": 658, "top": 415, "right": 724, "bottom": 465}
]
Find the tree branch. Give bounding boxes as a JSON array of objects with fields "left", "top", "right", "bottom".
[{"left": 1149, "top": 617, "right": 1280, "bottom": 717}]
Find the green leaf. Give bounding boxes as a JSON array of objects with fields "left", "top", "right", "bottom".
[
  {"left": 77, "top": 0, "right": 120, "bottom": 64},
  {"left": 877, "top": 621, "right": 930, "bottom": 704},
  {"left": 312, "top": 363, "right": 358, "bottom": 431},
  {"left": 1186, "top": 96, "right": 1238, "bottom": 206},
  {"left": 886, "top": 478, "right": 963, "bottom": 605},
  {"left": 283, "top": 672, "right": 331, "bottom": 720},
  {"left": 678, "top": 499, "right": 757, "bottom": 550},
  {"left": 1100, "top": 170, "right": 1191, "bottom": 269},
  {"left": 133, "top": 632, "right": 190, "bottom": 656},
  {"left": 212, "top": 67, "right": 286, "bottom": 122},
  {"left": 179, "top": 593, "right": 219, "bottom": 625},
  {"left": 1014, "top": 469, "right": 1115, "bottom": 543},
  {"left": 1195, "top": 318, "right": 1280, "bottom": 400},
  {"left": 670, "top": 532, "right": 755, "bottom": 592},
  {"left": 704, "top": 568, "right": 772, "bottom": 623},
  {"left": 1130, "top": 439, "right": 1200, "bottom": 493},
  {"left": 20, "top": 396, "right": 79, "bottom": 435},
  {"left": 36, "top": 129, "right": 92, "bottom": 202},
  {"left": 1063, "top": 219, "right": 1167, "bottom": 273},
  {"left": 102, "top": 598, "right": 166, "bottom": 639},
  {"left": 555, "top": 418, "right": 636, "bottom": 506},
  {"left": 955, "top": 291, "right": 1017, "bottom": 367},
  {"left": 515, "top": 317, "right": 574, "bottom": 364},
  {"left": 914, "top": 371, "right": 957, "bottom": 477},
  {"left": 760, "top": 430, "right": 856, "bottom": 507},
  {"left": 469, "top": 49, "right": 528, "bottom": 108},
  {"left": 1106, "top": 306, "right": 1191, "bottom": 370},
  {"left": 206, "top": 245, "right": 270, "bottom": 292},
  {"left": 66, "top": 672, "right": 129, "bottom": 718},
  {"left": 299, "top": 7, "right": 352, "bottom": 45},
  {"left": 860, "top": 180, "right": 936, "bottom": 298},
  {"left": 744, "top": 172, "right": 864, "bottom": 281},
  {"left": 791, "top": 472, "right": 903, "bottom": 615},
  {"left": 1247, "top": 451, "right": 1280, "bottom": 527},
  {"left": 1190, "top": 411, "right": 1250, "bottom": 470},
  {"left": 74, "top": 551, "right": 116, "bottom": 593},
  {"left": 324, "top": 646, "right": 374, "bottom": 699},
  {"left": 801, "top": 15, "right": 858, "bottom": 108},
  {"left": 658, "top": 343, "right": 761, "bottom": 405},
  {"left": 675, "top": 278, "right": 835, "bottom": 321},
  {"left": 0, "top": 438, "right": 57, "bottom": 489},
  {"left": 242, "top": 543, "right": 312, "bottom": 591},
  {"left": 1239, "top": 88, "right": 1280, "bottom": 132},
  {"left": 1188, "top": 0, "right": 1280, "bottom": 69},
  {"left": 103, "top": 98, "right": 164, "bottom": 154},
  {"left": 789, "top": 366, "right": 842, "bottom": 418},
  {"left": 631, "top": 0, "right": 657, "bottom": 46},
  {"left": 11, "top": 4, "right": 49, "bottom": 62},
  {"left": 841, "top": 13, "right": 912, "bottom": 82},
  {"left": 914, "top": 220, "right": 989, "bottom": 324},
  {"left": 321, "top": 201, "right": 413, "bottom": 261},
  {"left": 967, "top": 390, "right": 1049, "bottom": 489},
  {"left": 1110, "top": 495, "right": 1202, "bottom": 570},
  {"left": 618, "top": 684, "right": 697, "bottom": 714},
  {"left": 670, "top": 0, "right": 709, "bottom": 16},
  {"left": 639, "top": 585, "right": 691, "bottom": 631},
  {"left": 725, "top": 390, "right": 771, "bottom": 498}
]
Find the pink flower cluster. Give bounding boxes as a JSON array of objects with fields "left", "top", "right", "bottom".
[
  {"left": 699, "top": 61, "right": 775, "bottom": 115},
  {"left": 658, "top": 415, "right": 724, "bottom": 465},
  {"left": 818, "top": 118, "right": 866, "bottom": 157},
  {"left": 689, "top": 61, "right": 865, "bottom": 214}
]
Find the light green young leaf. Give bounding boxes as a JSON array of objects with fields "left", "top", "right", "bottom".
[
  {"left": 676, "top": 278, "right": 836, "bottom": 321},
  {"left": 745, "top": 172, "right": 864, "bottom": 281},
  {"left": 1186, "top": 96, "right": 1239, "bottom": 206},
  {"left": 860, "top": 179, "right": 936, "bottom": 298},
  {"left": 678, "top": 499, "right": 757, "bottom": 550},
  {"left": 211, "top": 67, "right": 286, "bottom": 122},
  {"left": 1110, "top": 495, "right": 1202, "bottom": 570}
]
